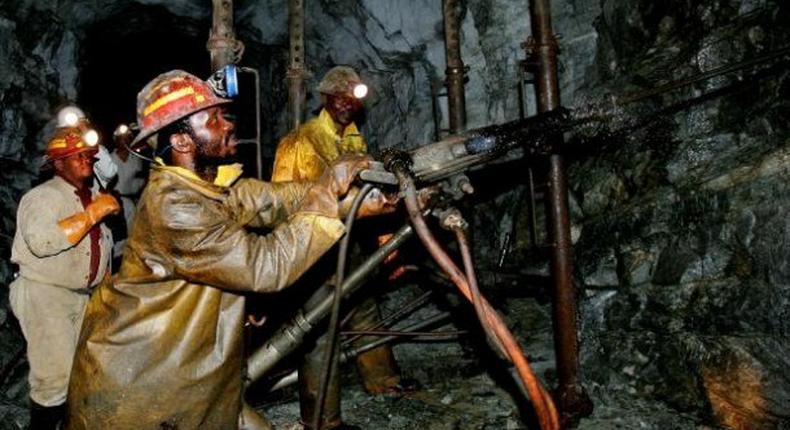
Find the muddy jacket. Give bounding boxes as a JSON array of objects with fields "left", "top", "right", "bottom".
[
  {"left": 272, "top": 108, "right": 366, "bottom": 182},
  {"left": 67, "top": 164, "right": 344, "bottom": 429}
]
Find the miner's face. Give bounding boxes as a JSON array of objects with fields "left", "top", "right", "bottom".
[
  {"left": 187, "top": 106, "right": 238, "bottom": 161},
  {"left": 54, "top": 150, "right": 97, "bottom": 187},
  {"left": 325, "top": 93, "right": 363, "bottom": 128}
]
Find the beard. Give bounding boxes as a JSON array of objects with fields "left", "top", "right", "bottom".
[{"left": 194, "top": 134, "right": 236, "bottom": 170}]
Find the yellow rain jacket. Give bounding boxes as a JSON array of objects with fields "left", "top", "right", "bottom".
[
  {"left": 272, "top": 109, "right": 366, "bottom": 182},
  {"left": 66, "top": 163, "right": 344, "bottom": 429},
  {"left": 271, "top": 108, "right": 402, "bottom": 403}
]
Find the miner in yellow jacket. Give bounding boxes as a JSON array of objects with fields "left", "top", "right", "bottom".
[
  {"left": 273, "top": 66, "right": 407, "bottom": 430},
  {"left": 66, "top": 70, "right": 386, "bottom": 429}
]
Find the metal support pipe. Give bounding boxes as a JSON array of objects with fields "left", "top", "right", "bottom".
[
  {"left": 207, "top": 0, "right": 242, "bottom": 71},
  {"left": 287, "top": 0, "right": 307, "bottom": 130},
  {"left": 236, "top": 67, "right": 263, "bottom": 180},
  {"left": 442, "top": 0, "right": 467, "bottom": 134},
  {"left": 526, "top": 0, "right": 593, "bottom": 424},
  {"left": 246, "top": 225, "right": 414, "bottom": 384}
]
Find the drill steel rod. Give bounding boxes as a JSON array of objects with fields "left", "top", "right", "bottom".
[
  {"left": 267, "top": 312, "right": 453, "bottom": 392},
  {"left": 619, "top": 45, "right": 790, "bottom": 105},
  {"left": 341, "top": 290, "right": 434, "bottom": 346}
]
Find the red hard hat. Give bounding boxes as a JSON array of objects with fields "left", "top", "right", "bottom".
[
  {"left": 45, "top": 121, "right": 99, "bottom": 162},
  {"left": 132, "top": 70, "right": 231, "bottom": 147}
]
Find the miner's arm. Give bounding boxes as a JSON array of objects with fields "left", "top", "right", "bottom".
[
  {"left": 225, "top": 179, "right": 311, "bottom": 228},
  {"left": 166, "top": 156, "right": 370, "bottom": 293}
]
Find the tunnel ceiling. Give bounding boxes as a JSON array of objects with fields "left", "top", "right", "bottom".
[{"left": 78, "top": 3, "right": 211, "bottom": 137}]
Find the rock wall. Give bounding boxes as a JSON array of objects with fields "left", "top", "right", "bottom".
[{"left": 567, "top": 0, "right": 790, "bottom": 427}]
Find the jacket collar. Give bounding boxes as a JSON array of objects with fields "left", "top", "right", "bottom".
[
  {"left": 153, "top": 158, "right": 243, "bottom": 188},
  {"left": 317, "top": 108, "right": 360, "bottom": 141},
  {"left": 152, "top": 159, "right": 243, "bottom": 200}
]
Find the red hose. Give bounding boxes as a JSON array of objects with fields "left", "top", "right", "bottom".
[{"left": 397, "top": 171, "right": 560, "bottom": 430}]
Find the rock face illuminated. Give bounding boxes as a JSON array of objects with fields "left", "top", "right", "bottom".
[{"left": 1, "top": 1, "right": 788, "bottom": 429}]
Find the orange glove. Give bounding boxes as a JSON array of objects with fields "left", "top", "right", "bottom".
[{"left": 58, "top": 193, "right": 121, "bottom": 244}]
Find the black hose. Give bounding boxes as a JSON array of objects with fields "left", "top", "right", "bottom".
[{"left": 312, "top": 184, "right": 374, "bottom": 430}]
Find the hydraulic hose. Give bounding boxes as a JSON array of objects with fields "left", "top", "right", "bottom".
[
  {"left": 456, "top": 229, "right": 507, "bottom": 357},
  {"left": 457, "top": 229, "right": 559, "bottom": 429},
  {"left": 313, "top": 184, "right": 374, "bottom": 430},
  {"left": 395, "top": 169, "right": 560, "bottom": 430}
]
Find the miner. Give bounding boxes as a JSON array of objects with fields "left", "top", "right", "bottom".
[
  {"left": 66, "top": 70, "right": 387, "bottom": 429},
  {"left": 272, "top": 65, "right": 410, "bottom": 430},
  {"left": 9, "top": 120, "right": 119, "bottom": 429},
  {"left": 106, "top": 123, "right": 146, "bottom": 263}
]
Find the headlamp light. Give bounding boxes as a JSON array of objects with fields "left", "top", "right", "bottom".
[
  {"left": 57, "top": 106, "right": 86, "bottom": 128},
  {"left": 352, "top": 83, "right": 368, "bottom": 99},
  {"left": 83, "top": 129, "right": 99, "bottom": 146},
  {"left": 114, "top": 124, "right": 131, "bottom": 137}
]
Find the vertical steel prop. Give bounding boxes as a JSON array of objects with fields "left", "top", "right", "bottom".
[
  {"left": 207, "top": 3, "right": 270, "bottom": 428},
  {"left": 287, "top": 0, "right": 308, "bottom": 130},
  {"left": 442, "top": 0, "right": 467, "bottom": 134},
  {"left": 207, "top": 0, "right": 243, "bottom": 72},
  {"left": 525, "top": 0, "right": 593, "bottom": 425}
]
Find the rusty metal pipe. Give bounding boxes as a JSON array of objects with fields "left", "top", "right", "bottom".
[
  {"left": 287, "top": 0, "right": 307, "bottom": 130},
  {"left": 527, "top": 0, "right": 593, "bottom": 423},
  {"left": 442, "top": 0, "right": 467, "bottom": 134},
  {"left": 207, "top": 0, "right": 242, "bottom": 71}
]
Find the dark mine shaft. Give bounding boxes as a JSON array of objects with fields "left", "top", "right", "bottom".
[{"left": 1, "top": 1, "right": 789, "bottom": 429}]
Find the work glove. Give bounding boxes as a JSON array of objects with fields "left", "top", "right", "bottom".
[
  {"left": 88, "top": 193, "right": 122, "bottom": 221},
  {"left": 339, "top": 187, "right": 400, "bottom": 219},
  {"left": 58, "top": 193, "right": 121, "bottom": 244},
  {"left": 299, "top": 155, "right": 371, "bottom": 218},
  {"left": 320, "top": 154, "right": 371, "bottom": 198}
]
